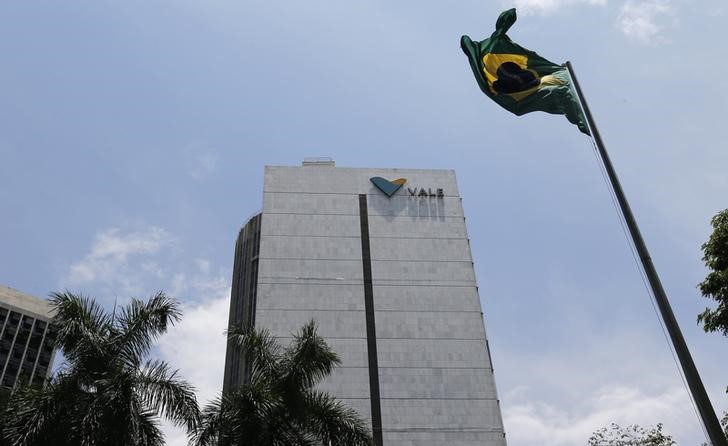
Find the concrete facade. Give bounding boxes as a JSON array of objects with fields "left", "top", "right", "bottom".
[
  {"left": 0, "top": 285, "right": 56, "bottom": 390},
  {"left": 225, "top": 161, "right": 506, "bottom": 445}
]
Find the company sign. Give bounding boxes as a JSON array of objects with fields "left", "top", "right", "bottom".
[
  {"left": 369, "top": 177, "right": 444, "bottom": 198},
  {"left": 370, "top": 177, "right": 406, "bottom": 197}
]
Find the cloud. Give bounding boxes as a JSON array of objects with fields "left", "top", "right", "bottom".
[
  {"left": 170, "top": 259, "right": 228, "bottom": 300},
  {"left": 618, "top": 0, "right": 675, "bottom": 44},
  {"left": 185, "top": 144, "right": 218, "bottom": 181},
  {"left": 64, "top": 226, "right": 176, "bottom": 297},
  {"left": 62, "top": 225, "right": 230, "bottom": 302},
  {"left": 157, "top": 293, "right": 231, "bottom": 446},
  {"left": 503, "top": 385, "right": 698, "bottom": 445},
  {"left": 158, "top": 295, "right": 229, "bottom": 406},
  {"left": 512, "top": 0, "right": 606, "bottom": 16}
]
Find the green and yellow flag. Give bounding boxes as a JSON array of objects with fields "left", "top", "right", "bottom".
[{"left": 461, "top": 8, "right": 590, "bottom": 135}]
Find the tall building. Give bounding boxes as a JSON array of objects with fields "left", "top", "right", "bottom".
[
  {"left": 0, "top": 285, "right": 56, "bottom": 390},
  {"left": 223, "top": 159, "right": 506, "bottom": 445}
]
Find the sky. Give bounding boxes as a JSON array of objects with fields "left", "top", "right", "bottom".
[{"left": 1, "top": 0, "right": 727, "bottom": 445}]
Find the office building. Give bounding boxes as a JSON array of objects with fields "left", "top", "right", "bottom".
[
  {"left": 0, "top": 285, "right": 56, "bottom": 390},
  {"left": 223, "top": 159, "right": 506, "bottom": 445}
]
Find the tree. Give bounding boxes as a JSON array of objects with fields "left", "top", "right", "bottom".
[
  {"left": 587, "top": 423, "right": 675, "bottom": 446},
  {"left": 698, "top": 209, "right": 728, "bottom": 335},
  {"left": 193, "top": 320, "right": 371, "bottom": 446},
  {"left": 0, "top": 387, "right": 10, "bottom": 446},
  {"left": 2, "top": 291, "right": 200, "bottom": 446}
]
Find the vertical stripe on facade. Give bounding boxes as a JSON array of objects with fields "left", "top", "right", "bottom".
[{"left": 358, "top": 194, "right": 383, "bottom": 446}]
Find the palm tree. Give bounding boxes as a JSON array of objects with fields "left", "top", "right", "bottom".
[
  {"left": 193, "top": 321, "right": 371, "bottom": 446},
  {"left": 2, "top": 291, "right": 200, "bottom": 446},
  {"left": 0, "top": 387, "right": 11, "bottom": 446}
]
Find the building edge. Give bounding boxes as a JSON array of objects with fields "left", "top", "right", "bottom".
[
  {"left": 0, "top": 285, "right": 57, "bottom": 391},
  {"left": 222, "top": 213, "right": 262, "bottom": 393}
]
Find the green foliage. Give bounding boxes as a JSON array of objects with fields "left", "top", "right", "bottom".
[
  {"left": 698, "top": 209, "right": 728, "bottom": 335},
  {"left": 193, "top": 320, "right": 371, "bottom": 446},
  {"left": 587, "top": 423, "right": 675, "bottom": 446},
  {"left": 2, "top": 291, "right": 200, "bottom": 446}
]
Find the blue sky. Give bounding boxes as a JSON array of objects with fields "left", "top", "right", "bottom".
[{"left": 2, "top": 1, "right": 727, "bottom": 444}]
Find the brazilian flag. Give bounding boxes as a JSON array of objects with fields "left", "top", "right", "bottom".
[{"left": 461, "top": 9, "right": 590, "bottom": 135}]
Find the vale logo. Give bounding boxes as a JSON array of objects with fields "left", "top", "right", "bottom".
[{"left": 370, "top": 177, "right": 407, "bottom": 197}]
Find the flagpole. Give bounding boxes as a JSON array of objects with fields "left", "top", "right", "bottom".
[{"left": 564, "top": 61, "right": 727, "bottom": 446}]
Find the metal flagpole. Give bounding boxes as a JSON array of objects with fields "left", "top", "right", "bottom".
[{"left": 564, "top": 61, "right": 727, "bottom": 446}]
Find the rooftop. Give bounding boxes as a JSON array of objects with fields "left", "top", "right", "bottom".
[{"left": 0, "top": 285, "right": 53, "bottom": 320}]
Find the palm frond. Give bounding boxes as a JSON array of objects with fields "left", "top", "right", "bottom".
[
  {"left": 2, "top": 374, "right": 78, "bottom": 446},
  {"left": 100, "top": 376, "right": 168, "bottom": 446},
  {"left": 135, "top": 359, "right": 200, "bottom": 432},
  {"left": 48, "top": 291, "right": 111, "bottom": 366},
  {"left": 227, "top": 378, "right": 278, "bottom": 443},
  {"left": 114, "top": 292, "right": 182, "bottom": 366},
  {"left": 136, "top": 411, "right": 165, "bottom": 446},
  {"left": 302, "top": 391, "right": 371, "bottom": 446},
  {"left": 281, "top": 320, "right": 340, "bottom": 391},
  {"left": 227, "top": 324, "right": 282, "bottom": 378},
  {"left": 191, "top": 396, "right": 225, "bottom": 446},
  {"left": 192, "top": 379, "right": 284, "bottom": 446},
  {"left": 79, "top": 395, "right": 107, "bottom": 446}
]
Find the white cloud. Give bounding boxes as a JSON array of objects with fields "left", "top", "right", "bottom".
[
  {"left": 618, "top": 0, "right": 675, "bottom": 44},
  {"left": 503, "top": 385, "right": 698, "bottom": 445},
  {"left": 156, "top": 288, "right": 231, "bottom": 445},
  {"left": 185, "top": 144, "right": 218, "bottom": 181},
  {"left": 158, "top": 295, "right": 229, "bottom": 405},
  {"left": 512, "top": 0, "right": 607, "bottom": 16},
  {"left": 62, "top": 226, "right": 230, "bottom": 303},
  {"left": 169, "top": 260, "right": 228, "bottom": 301},
  {"left": 64, "top": 226, "right": 176, "bottom": 296}
]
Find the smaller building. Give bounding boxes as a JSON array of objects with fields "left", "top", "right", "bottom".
[{"left": 0, "top": 285, "right": 56, "bottom": 390}]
